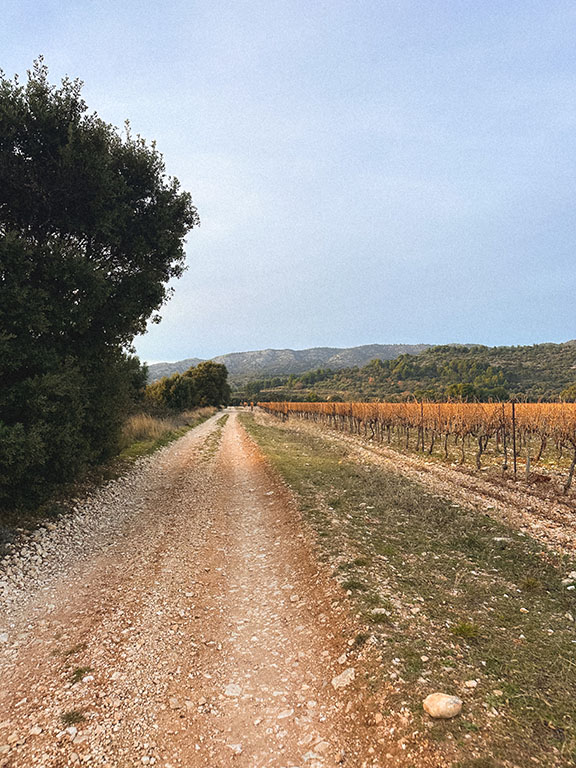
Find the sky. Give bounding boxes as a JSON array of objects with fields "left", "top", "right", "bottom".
[{"left": 3, "top": 0, "right": 576, "bottom": 362}]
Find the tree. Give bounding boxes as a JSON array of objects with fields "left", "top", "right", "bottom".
[
  {"left": 0, "top": 60, "right": 198, "bottom": 507},
  {"left": 144, "top": 362, "right": 230, "bottom": 412}
]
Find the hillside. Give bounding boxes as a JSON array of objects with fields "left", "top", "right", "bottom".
[
  {"left": 239, "top": 342, "right": 576, "bottom": 402},
  {"left": 146, "top": 343, "right": 432, "bottom": 382}
]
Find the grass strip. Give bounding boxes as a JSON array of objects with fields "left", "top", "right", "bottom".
[{"left": 240, "top": 413, "right": 576, "bottom": 768}]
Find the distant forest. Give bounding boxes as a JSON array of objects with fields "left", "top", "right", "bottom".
[{"left": 234, "top": 343, "right": 576, "bottom": 403}]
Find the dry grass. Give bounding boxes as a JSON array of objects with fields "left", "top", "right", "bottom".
[
  {"left": 121, "top": 414, "right": 179, "bottom": 445},
  {"left": 119, "top": 407, "right": 217, "bottom": 458},
  {"left": 121, "top": 408, "right": 216, "bottom": 446}
]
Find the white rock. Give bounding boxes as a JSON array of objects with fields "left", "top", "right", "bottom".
[
  {"left": 464, "top": 680, "right": 478, "bottom": 688},
  {"left": 331, "top": 667, "right": 355, "bottom": 689},
  {"left": 29, "top": 726, "right": 42, "bottom": 735},
  {"left": 224, "top": 683, "right": 241, "bottom": 697},
  {"left": 423, "top": 693, "right": 462, "bottom": 719}
]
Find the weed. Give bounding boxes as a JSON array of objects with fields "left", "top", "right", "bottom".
[
  {"left": 368, "top": 612, "right": 391, "bottom": 625},
  {"left": 450, "top": 622, "right": 481, "bottom": 640},
  {"left": 520, "top": 576, "right": 541, "bottom": 592},
  {"left": 341, "top": 578, "right": 368, "bottom": 591},
  {"left": 70, "top": 666, "right": 92, "bottom": 684},
  {"left": 60, "top": 710, "right": 85, "bottom": 726},
  {"left": 351, "top": 632, "right": 370, "bottom": 648}
]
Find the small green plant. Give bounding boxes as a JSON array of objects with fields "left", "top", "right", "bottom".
[
  {"left": 368, "top": 612, "right": 391, "bottom": 624},
  {"left": 460, "top": 720, "right": 480, "bottom": 733},
  {"left": 341, "top": 578, "right": 368, "bottom": 591},
  {"left": 61, "top": 710, "right": 85, "bottom": 726},
  {"left": 352, "top": 632, "right": 370, "bottom": 648},
  {"left": 520, "top": 576, "right": 541, "bottom": 592},
  {"left": 450, "top": 621, "right": 480, "bottom": 640},
  {"left": 70, "top": 666, "right": 92, "bottom": 684}
]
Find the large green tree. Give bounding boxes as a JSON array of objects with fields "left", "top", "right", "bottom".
[
  {"left": 145, "top": 362, "right": 230, "bottom": 412},
  {"left": 0, "top": 60, "right": 198, "bottom": 507}
]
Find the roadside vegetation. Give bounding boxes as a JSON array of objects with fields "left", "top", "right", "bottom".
[
  {"left": 0, "top": 62, "right": 231, "bottom": 524},
  {"left": 0, "top": 60, "right": 198, "bottom": 513},
  {"left": 241, "top": 413, "right": 576, "bottom": 767},
  {"left": 118, "top": 407, "right": 217, "bottom": 460}
]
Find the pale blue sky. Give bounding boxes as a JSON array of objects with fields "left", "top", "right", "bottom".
[{"left": 3, "top": 1, "right": 576, "bottom": 361}]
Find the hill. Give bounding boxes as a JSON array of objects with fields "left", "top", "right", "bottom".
[
  {"left": 239, "top": 342, "right": 576, "bottom": 402},
  {"left": 146, "top": 344, "right": 432, "bottom": 382}
]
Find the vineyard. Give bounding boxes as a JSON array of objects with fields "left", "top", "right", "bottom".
[{"left": 258, "top": 401, "right": 576, "bottom": 493}]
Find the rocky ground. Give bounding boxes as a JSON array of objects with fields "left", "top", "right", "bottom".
[{"left": 0, "top": 411, "right": 426, "bottom": 768}]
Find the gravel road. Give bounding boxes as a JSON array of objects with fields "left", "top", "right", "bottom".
[{"left": 0, "top": 411, "right": 390, "bottom": 768}]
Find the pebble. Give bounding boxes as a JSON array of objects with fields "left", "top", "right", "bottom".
[
  {"left": 422, "top": 693, "right": 463, "bottom": 719},
  {"left": 331, "top": 667, "right": 355, "bottom": 689},
  {"left": 224, "top": 683, "right": 241, "bottom": 697}
]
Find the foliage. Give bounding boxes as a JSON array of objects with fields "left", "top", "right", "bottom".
[
  {"left": 0, "top": 60, "right": 198, "bottom": 509},
  {"left": 241, "top": 342, "right": 576, "bottom": 403},
  {"left": 145, "top": 362, "right": 230, "bottom": 412}
]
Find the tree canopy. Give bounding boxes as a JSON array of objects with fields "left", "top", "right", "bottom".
[
  {"left": 0, "top": 60, "right": 199, "bottom": 507},
  {"left": 145, "top": 362, "right": 230, "bottom": 412}
]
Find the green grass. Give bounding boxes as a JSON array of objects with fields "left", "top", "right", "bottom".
[
  {"left": 60, "top": 709, "right": 85, "bottom": 726},
  {"left": 240, "top": 413, "right": 576, "bottom": 767},
  {"left": 69, "top": 666, "right": 92, "bottom": 684}
]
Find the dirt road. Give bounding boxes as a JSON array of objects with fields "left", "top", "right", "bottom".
[{"left": 0, "top": 412, "right": 387, "bottom": 768}]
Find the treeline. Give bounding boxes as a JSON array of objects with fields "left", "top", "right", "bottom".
[
  {"left": 145, "top": 362, "right": 230, "bottom": 412},
  {"left": 239, "top": 343, "right": 576, "bottom": 403},
  {"left": 0, "top": 61, "right": 198, "bottom": 511}
]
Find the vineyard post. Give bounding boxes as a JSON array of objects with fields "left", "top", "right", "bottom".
[
  {"left": 419, "top": 401, "right": 424, "bottom": 451},
  {"left": 512, "top": 399, "right": 517, "bottom": 476},
  {"left": 502, "top": 402, "right": 508, "bottom": 471}
]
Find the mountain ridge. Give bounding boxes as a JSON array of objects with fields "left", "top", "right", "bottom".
[{"left": 146, "top": 343, "right": 433, "bottom": 382}]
